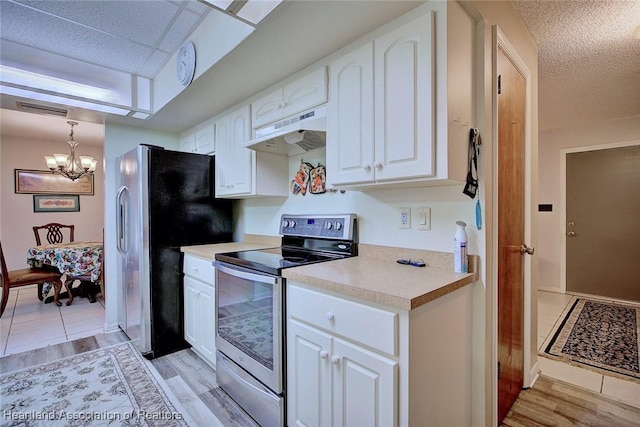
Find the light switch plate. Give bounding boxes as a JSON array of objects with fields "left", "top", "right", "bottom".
[
  {"left": 417, "top": 207, "right": 431, "bottom": 230},
  {"left": 399, "top": 207, "right": 411, "bottom": 229}
]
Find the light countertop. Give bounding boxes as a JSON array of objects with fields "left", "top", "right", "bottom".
[
  {"left": 180, "top": 242, "right": 276, "bottom": 260},
  {"left": 282, "top": 256, "right": 477, "bottom": 311},
  {"left": 181, "top": 240, "right": 478, "bottom": 311}
]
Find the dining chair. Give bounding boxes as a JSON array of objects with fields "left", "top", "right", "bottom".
[
  {"left": 0, "top": 240, "right": 64, "bottom": 318},
  {"left": 32, "top": 223, "right": 74, "bottom": 301},
  {"left": 33, "top": 223, "right": 75, "bottom": 246}
]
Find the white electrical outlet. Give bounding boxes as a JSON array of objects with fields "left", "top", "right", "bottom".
[
  {"left": 417, "top": 207, "right": 431, "bottom": 230},
  {"left": 399, "top": 207, "right": 411, "bottom": 229}
]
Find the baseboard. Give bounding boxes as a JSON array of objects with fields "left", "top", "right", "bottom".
[
  {"left": 537, "top": 286, "right": 563, "bottom": 294},
  {"left": 527, "top": 361, "right": 540, "bottom": 388},
  {"left": 104, "top": 322, "right": 121, "bottom": 334}
]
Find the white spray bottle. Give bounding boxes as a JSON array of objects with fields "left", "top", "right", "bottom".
[{"left": 454, "top": 221, "right": 468, "bottom": 273}]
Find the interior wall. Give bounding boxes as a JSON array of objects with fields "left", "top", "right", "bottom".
[
  {"left": 537, "top": 115, "right": 640, "bottom": 292},
  {"left": 238, "top": 149, "right": 480, "bottom": 252},
  {"left": 0, "top": 135, "right": 104, "bottom": 269},
  {"left": 469, "top": 1, "right": 539, "bottom": 425}
]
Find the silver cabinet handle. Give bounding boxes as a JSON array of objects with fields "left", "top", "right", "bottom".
[{"left": 567, "top": 231, "right": 576, "bottom": 237}]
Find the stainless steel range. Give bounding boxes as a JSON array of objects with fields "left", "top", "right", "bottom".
[{"left": 214, "top": 214, "right": 358, "bottom": 427}]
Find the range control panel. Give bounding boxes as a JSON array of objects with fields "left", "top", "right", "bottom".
[{"left": 280, "top": 214, "right": 356, "bottom": 240}]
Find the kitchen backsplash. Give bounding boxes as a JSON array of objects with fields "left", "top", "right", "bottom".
[{"left": 236, "top": 148, "right": 480, "bottom": 255}]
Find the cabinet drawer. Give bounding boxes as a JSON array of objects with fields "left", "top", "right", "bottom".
[
  {"left": 183, "top": 254, "right": 215, "bottom": 284},
  {"left": 288, "top": 285, "right": 397, "bottom": 356}
]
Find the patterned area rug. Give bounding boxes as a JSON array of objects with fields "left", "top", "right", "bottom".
[
  {"left": 541, "top": 297, "right": 640, "bottom": 381},
  {"left": 218, "top": 306, "right": 273, "bottom": 370},
  {"left": 1, "top": 342, "right": 190, "bottom": 426}
]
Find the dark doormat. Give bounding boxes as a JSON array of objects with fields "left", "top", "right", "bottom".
[{"left": 540, "top": 297, "right": 640, "bottom": 382}]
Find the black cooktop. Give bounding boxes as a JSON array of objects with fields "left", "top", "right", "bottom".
[{"left": 215, "top": 246, "right": 348, "bottom": 276}]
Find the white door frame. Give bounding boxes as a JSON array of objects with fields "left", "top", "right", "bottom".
[
  {"left": 492, "top": 26, "right": 536, "bottom": 421},
  {"left": 559, "top": 139, "right": 640, "bottom": 293}
]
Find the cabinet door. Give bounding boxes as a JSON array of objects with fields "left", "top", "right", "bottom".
[
  {"left": 287, "top": 319, "right": 332, "bottom": 427},
  {"left": 374, "top": 13, "right": 435, "bottom": 181},
  {"left": 228, "top": 106, "right": 253, "bottom": 195},
  {"left": 327, "top": 43, "right": 375, "bottom": 186},
  {"left": 283, "top": 67, "right": 327, "bottom": 118},
  {"left": 214, "top": 115, "right": 231, "bottom": 195},
  {"left": 195, "top": 279, "right": 216, "bottom": 364},
  {"left": 194, "top": 123, "right": 214, "bottom": 154},
  {"left": 332, "top": 338, "right": 398, "bottom": 427},
  {"left": 251, "top": 88, "right": 283, "bottom": 129},
  {"left": 215, "top": 106, "right": 254, "bottom": 197},
  {"left": 180, "top": 132, "right": 195, "bottom": 153},
  {"left": 183, "top": 276, "right": 199, "bottom": 346}
]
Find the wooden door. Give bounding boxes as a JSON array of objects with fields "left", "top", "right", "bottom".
[
  {"left": 566, "top": 145, "right": 640, "bottom": 301},
  {"left": 497, "top": 46, "right": 526, "bottom": 423}
]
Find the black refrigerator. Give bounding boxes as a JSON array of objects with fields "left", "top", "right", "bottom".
[{"left": 116, "top": 145, "right": 232, "bottom": 359}]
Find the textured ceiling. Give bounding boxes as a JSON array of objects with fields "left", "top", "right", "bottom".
[{"left": 513, "top": 0, "right": 640, "bottom": 131}]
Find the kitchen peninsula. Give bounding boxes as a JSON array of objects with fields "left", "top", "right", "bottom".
[{"left": 183, "top": 240, "right": 478, "bottom": 426}]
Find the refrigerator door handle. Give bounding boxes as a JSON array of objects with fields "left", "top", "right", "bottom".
[{"left": 116, "top": 186, "right": 129, "bottom": 255}]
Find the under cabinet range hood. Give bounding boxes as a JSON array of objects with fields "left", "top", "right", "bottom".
[{"left": 245, "top": 104, "right": 326, "bottom": 156}]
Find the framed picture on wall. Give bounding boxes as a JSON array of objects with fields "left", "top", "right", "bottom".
[
  {"left": 33, "top": 195, "right": 80, "bottom": 212},
  {"left": 15, "top": 169, "right": 94, "bottom": 195}
]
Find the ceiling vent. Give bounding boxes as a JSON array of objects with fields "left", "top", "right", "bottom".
[{"left": 16, "top": 101, "right": 69, "bottom": 118}]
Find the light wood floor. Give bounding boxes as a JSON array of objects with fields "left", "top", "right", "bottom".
[
  {"left": 4, "top": 332, "right": 640, "bottom": 426},
  {"left": 501, "top": 375, "right": 640, "bottom": 427},
  {"left": 0, "top": 331, "right": 257, "bottom": 427}
]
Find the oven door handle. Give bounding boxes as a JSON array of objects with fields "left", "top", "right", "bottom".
[{"left": 215, "top": 262, "right": 279, "bottom": 285}]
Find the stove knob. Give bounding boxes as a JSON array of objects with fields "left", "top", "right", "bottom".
[
  {"left": 290, "top": 220, "right": 296, "bottom": 228},
  {"left": 282, "top": 220, "right": 289, "bottom": 228},
  {"left": 335, "top": 221, "right": 343, "bottom": 231},
  {"left": 325, "top": 222, "right": 333, "bottom": 230}
]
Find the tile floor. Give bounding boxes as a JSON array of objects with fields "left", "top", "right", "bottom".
[
  {"left": 536, "top": 290, "right": 640, "bottom": 409},
  {"left": 0, "top": 284, "right": 105, "bottom": 356}
]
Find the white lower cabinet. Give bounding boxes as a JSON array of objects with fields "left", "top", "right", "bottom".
[
  {"left": 287, "top": 284, "right": 398, "bottom": 427},
  {"left": 183, "top": 254, "right": 216, "bottom": 367},
  {"left": 287, "top": 280, "right": 474, "bottom": 427}
]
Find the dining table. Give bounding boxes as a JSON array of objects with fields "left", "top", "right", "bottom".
[{"left": 27, "top": 241, "right": 103, "bottom": 306}]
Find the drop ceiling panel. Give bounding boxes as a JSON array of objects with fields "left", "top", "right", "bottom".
[
  {"left": 13, "top": 0, "right": 180, "bottom": 47},
  {"left": 0, "top": 0, "right": 210, "bottom": 79},
  {"left": 1, "top": 3, "right": 153, "bottom": 74},
  {"left": 157, "top": 9, "right": 202, "bottom": 54}
]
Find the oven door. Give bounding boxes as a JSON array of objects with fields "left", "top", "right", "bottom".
[{"left": 215, "top": 261, "right": 283, "bottom": 394}]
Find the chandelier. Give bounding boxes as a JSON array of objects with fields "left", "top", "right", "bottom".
[{"left": 44, "top": 121, "right": 97, "bottom": 181}]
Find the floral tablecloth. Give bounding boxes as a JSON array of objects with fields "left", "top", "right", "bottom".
[{"left": 27, "top": 241, "right": 103, "bottom": 283}]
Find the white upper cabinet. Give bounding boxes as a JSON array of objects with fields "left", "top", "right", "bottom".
[
  {"left": 327, "top": 2, "right": 475, "bottom": 188},
  {"left": 215, "top": 105, "right": 289, "bottom": 198},
  {"left": 215, "top": 105, "right": 253, "bottom": 196},
  {"left": 252, "top": 67, "right": 328, "bottom": 129},
  {"left": 179, "top": 132, "right": 195, "bottom": 153},
  {"left": 374, "top": 13, "right": 435, "bottom": 182},
  {"left": 194, "top": 122, "right": 215, "bottom": 154},
  {"left": 326, "top": 42, "right": 375, "bottom": 184},
  {"left": 180, "top": 120, "right": 215, "bottom": 154}
]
